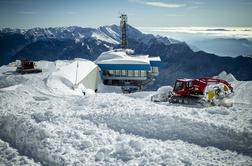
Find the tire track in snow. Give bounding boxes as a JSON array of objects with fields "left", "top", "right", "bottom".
[{"left": 84, "top": 112, "right": 252, "bottom": 156}]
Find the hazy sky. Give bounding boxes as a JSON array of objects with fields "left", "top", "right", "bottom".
[{"left": 0, "top": 0, "right": 252, "bottom": 28}]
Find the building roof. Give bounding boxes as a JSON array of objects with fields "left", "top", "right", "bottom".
[
  {"left": 149, "top": 57, "right": 161, "bottom": 61},
  {"left": 95, "top": 49, "right": 150, "bottom": 65}
]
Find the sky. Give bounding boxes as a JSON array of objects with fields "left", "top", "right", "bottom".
[{"left": 0, "top": 0, "right": 252, "bottom": 29}]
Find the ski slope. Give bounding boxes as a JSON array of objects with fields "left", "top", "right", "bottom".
[{"left": 0, "top": 61, "right": 252, "bottom": 165}]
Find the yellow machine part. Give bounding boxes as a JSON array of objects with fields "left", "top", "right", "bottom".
[
  {"left": 223, "top": 84, "right": 229, "bottom": 92},
  {"left": 207, "top": 90, "right": 215, "bottom": 101}
]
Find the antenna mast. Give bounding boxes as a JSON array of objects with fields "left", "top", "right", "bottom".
[{"left": 120, "top": 14, "right": 127, "bottom": 49}]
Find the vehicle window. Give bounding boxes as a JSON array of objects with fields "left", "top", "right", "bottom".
[
  {"left": 174, "top": 82, "right": 183, "bottom": 91},
  {"left": 188, "top": 81, "right": 193, "bottom": 88}
]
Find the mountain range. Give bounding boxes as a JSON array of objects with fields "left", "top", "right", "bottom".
[{"left": 1, "top": 25, "right": 252, "bottom": 88}]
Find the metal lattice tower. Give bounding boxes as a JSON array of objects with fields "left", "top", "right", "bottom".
[{"left": 120, "top": 14, "right": 127, "bottom": 49}]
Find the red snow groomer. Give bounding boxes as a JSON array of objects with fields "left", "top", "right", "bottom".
[
  {"left": 152, "top": 77, "right": 233, "bottom": 105},
  {"left": 16, "top": 59, "right": 42, "bottom": 74},
  {"left": 173, "top": 77, "right": 233, "bottom": 96}
]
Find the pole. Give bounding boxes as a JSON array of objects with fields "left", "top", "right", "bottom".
[{"left": 75, "top": 60, "right": 78, "bottom": 87}]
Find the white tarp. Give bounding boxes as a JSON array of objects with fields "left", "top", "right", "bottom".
[{"left": 47, "top": 59, "right": 101, "bottom": 95}]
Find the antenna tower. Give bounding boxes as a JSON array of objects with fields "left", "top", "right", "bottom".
[{"left": 120, "top": 14, "right": 127, "bottom": 49}]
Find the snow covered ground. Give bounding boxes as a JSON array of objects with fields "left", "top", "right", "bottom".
[
  {"left": 0, "top": 139, "right": 40, "bottom": 165},
  {"left": 0, "top": 61, "right": 252, "bottom": 165}
]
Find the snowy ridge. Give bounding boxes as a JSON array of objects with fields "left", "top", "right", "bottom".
[
  {"left": 1, "top": 26, "right": 121, "bottom": 44},
  {"left": 98, "top": 25, "right": 121, "bottom": 41},
  {"left": 0, "top": 61, "right": 252, "bottom": 165},
  {"left": 0, "top": 25, "right": 178, "bottom": 47}
]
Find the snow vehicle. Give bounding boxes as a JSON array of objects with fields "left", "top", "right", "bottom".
[
  {"left": 151, "top": 77, "right": 233, "bottom": 105},
  {"left": 16, "top": 59, "right": 42, "bottom": 74}
]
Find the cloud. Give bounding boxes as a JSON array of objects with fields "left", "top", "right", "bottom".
[
  {"left": 128, "top": 0, "right": 186, "bottom": 8},
  {"left": 145, "top": 1, "right": 186, "bottom": 8},
  {"left": 192, "top": 1, "right": 204, "bottom": 5},
  {"left": 206, "top": 29, "right": 230, "bottom": 32},
  {"left": 138, "top": 27, "right": 252, "bottom": 38}
]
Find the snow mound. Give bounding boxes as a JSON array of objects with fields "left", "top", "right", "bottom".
[
  {"left": 215, "top": 71, "right": 237, "bottom": 82},
  {"left": 232, "top": 81, "right": 252, "bottom": 105},
  {"left": 157, "top": 86, "right": 173, "bottom": 95},
  {"left": 214, "top": 71, "right": 252, "bottom": 105}
]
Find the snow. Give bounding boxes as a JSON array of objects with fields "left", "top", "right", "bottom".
[
  {"left": 0, "top": 139, "right": 41, "bottom": 165},
  {"left": 214, "top": 71, "right": 237, "bottom": 82},
  {"left": 149, "top": 56, "right": 161, "bottom": 61},
  {"left": 96, "top": 49, "right": 150, "bottom": 64},
  {"left": 0, "top": 61, "right": 252, "bottom": 165},
  {"left": 0, "top": 84, "right": 22, "bottom": 91},
  {"left": 105, "top": 26, "right": 120, "bottom": 39},
  {"left": 78, "top": 32, "right": 85, "bottom": 38},
  {"left": 103, "top": 43, "right": 111, "bottom": 48},
  {"left": 213, "top": 71, "right": 252, "bottom": 104},
  {"left": 75, "top": 38, "right": 80, "bottom": 43},
  {"left": 97, "top": 83, "right": 123, "bottom": 93},
  {"left": 156, "top": 85, "right": 173, "bottom": 95},
  {"left": 91, "top": 32, "right": 119, "bottom": 44},
  {"left": 232, "top": 81, "right": 252, "bottom": 105}
]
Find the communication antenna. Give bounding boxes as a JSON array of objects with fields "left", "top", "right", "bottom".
[{"left": 120, "top": 14, "right": 128, "bottom": 49}]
